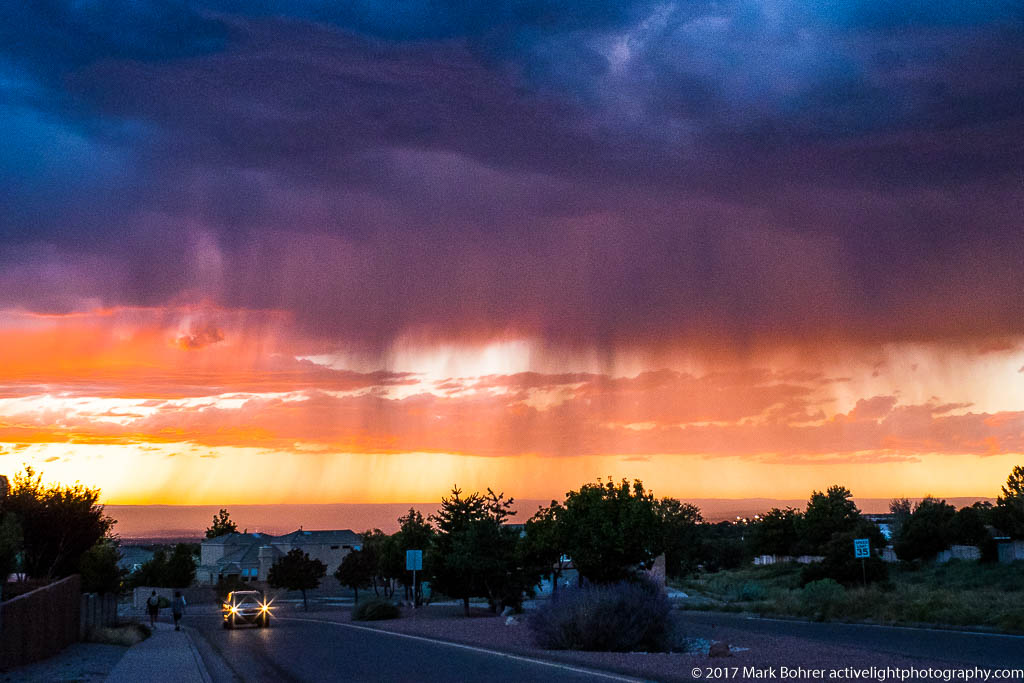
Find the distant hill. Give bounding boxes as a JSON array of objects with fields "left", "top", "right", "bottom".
[{"left": 106, "top": 496, "right": 996, "bottom": 539}]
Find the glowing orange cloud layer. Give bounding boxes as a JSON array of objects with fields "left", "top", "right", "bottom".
[{"left": 1, "top": 307, "right": 1022, "bottom": 504}]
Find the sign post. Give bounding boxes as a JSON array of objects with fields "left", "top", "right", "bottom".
[
  {"left": 853, "top": 538, "right": 870, "bottom": 587},
  {"left": 406, "top": 549, "right": 423, "bottom": 608}
]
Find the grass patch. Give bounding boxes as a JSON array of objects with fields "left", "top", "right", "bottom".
[{"left": 674, "top": 561, "right": 1024, "bottom": 632}]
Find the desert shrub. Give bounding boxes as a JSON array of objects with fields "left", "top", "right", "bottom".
[
  {"left": 353, "top": 598, "right": 401, "bottom": 621},
  {"left": 738, "top": 581, "right": 766, "bottom": 601},
  {"left": 800, "top": 579, "right": 845, "bottom": 620},
  {"left": 529, "top": 578, "right": 681, "bottom": 652},
  {"left": 87, "top": 622, "right": 151, "bottom": 646}
]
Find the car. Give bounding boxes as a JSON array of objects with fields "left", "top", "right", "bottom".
[{"left": 222, "top": 590, "right": 272, "bottom": 629}]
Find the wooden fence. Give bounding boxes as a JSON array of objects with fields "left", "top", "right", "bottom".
[
  {"left": 0, "top": 574, "right": 81, "bottom": 670},
  {"left": 79, "top": 592, "right": 119, "bottom": 639}
]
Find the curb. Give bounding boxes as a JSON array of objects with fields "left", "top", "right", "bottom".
[{"left": 183, "top": 629, "right": 214, "bottom": 683}]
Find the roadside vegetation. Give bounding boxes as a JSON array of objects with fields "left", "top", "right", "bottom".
[{"left": 674, "top": 560, "right": 1024, "bottom": 632}]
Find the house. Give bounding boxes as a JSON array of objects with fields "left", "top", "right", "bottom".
[
  {"left": 198, "top": 529, "right": 361, "bottom": 585},
  {"left": 117, "top": 546, "right": 155, "bottom": 574}
]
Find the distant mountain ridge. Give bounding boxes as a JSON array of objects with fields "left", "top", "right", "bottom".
[{"left": 106, "top": 497, "right": 996, "bottom": 540}]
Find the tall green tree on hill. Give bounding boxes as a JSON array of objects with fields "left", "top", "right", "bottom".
[
  {"left": 205, "top": 509, "right": 238, "bottom": 539},
  {"left": 268, "top": 548, "right": 326, "bottom": 610}
]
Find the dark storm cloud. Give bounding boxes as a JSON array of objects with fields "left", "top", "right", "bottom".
[{"left": 0, "top": 1, "right": 1022, "bottom": 347}]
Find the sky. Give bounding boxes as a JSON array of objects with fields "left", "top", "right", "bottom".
[{"left": 1, "top": 1, "right": 1022, "bottom": 508}]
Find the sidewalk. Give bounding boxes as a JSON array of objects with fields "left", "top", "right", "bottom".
[{"left": 106, "top": 621, "right": 211, "bottom": 683}]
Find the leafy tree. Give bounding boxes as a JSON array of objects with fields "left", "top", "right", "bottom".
[
  {"left": 391, "top": 509, "right": 435, "bottom": 602},
  {"left": 126, "top": 543, "right": 196, "bottom": 588},
  {"left": 799, "top": 485, "right": 860, "bottom": 553},
  {"left": 335, "top": 549, "right": 375, "bottom": 603},
  {"left": 888, "top": 498, "right": 912, "bottom": 541},
  {"left": 523, "top": 501, "right": 569, "bottom": 594},
  {"left": 697, "top": 521, "right": 749, "bottom": 572},
  {"left": 4, "top": 466, "right": 114, "bottom": 579},
  {"left": 801, "top": 519, "right": 887, "bottom": 587},
  {"left": 995, "top": 465, "right": 1024, "bottom": 538},
  {"left": 268, "top": 548, "right": 326, "bottom": 610},
  {"left": 205, "top": 509, "right": 238, "bottom": 539},
  {"left": 429, "top": 486, "right": 525, "bottom": 615},
  {"left": 0, "top": 474, "right": 23, "bottom": 587},
  {"left": 749, "top": 507, "right": 801, "bottom": 558},
  {"left": 558, "top": 478, "right": 662, "bottom": 584},
  {"left": 129, "top": 549, "right": 169, "bottom": 588},
  {"left": 894, "top": 496, "right": 957, "bottom": 561},
  {"left": 657, "top": 498, "right": 704, "bottom": 578},
  {"left": 357, "top": 529, "right": 391, "bottom": 597},
  {"left": 951, "top": 502, "right": 991, "bottom": 547},
  {"left": 164, "top": 543, "right": 197, "bottom": 588},
  {"left": 79, "top": 539, "right": 125, "bottom": 594}
]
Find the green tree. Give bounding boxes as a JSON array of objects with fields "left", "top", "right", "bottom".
[
  {"left": 357, "top": 529, "right": 392, "bottom": 597},
  {"left": 802, "top": 519, "right": 887, "bottom": 587},
  {"left": 428, "top": 486, "right": 524, "bottom": 615},
  {"left": 523, "top": 501, "right": 568, "bottom": 594},
  {"left": 334, "top": 549, "right": 375, "bottom": 603},
  {"left": 995, "top": 465, "right": 1024, "bottom": 538},
  {"left": 799, "top": 485, "right": 861, "bottom": 553},
  {"left": 0, "top": 474, "right": 23, "bottom": 589},
  {"left": 4, "top": 466, "right": 114, "bottom": 579},
  {"left": 268, "top": 548, "right": 326, "bottom": 610},
  {"left": 164, "top": 543, "right": 197, "bottom": 588},
  {"left": 205, "top": 509, "right": 238, "bottom": 539},
  {"left": 657, "top": 498, "right": 704, "bottom": 578},
  {"left": 558, "top": 478, "right": 661, "bottom": 584},
  {"left": 391, "top": 509, "right": 435, "bottom": 602},
  {"left": 79, "top": 539, "right": 125, "bottom": 594},
  {"left": 894, "top": 496, "right": 957, "bottom": 561},
  {"left": 749, "top": 507, "right": 801, "bottom": 558},
  {"left": 951, "top": 502, "right": 991, "bottom": 547},
  {"left": 130, "top": 549, "right": 169, "bottom": 588},
  {"left": 888, "top": 498, "right": 912, "bottom": 541}
]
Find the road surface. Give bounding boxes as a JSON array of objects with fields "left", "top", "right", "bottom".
[{"left": 187, "top": 612, "right": 639, "bottom": 682}]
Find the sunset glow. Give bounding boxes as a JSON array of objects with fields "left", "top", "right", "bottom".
[{"left": 2, "top": 1, "right": 1022, "bottom": 508}]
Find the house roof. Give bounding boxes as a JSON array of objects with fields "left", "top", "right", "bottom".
[
  {"left": 203, "top": 529, "right": 359, "bottom": 572},
  {"left": 275, "top": 529, "right": 360, "bottom": 545}
]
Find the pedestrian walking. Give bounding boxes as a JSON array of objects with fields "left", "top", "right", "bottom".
[
  {"left": 146, "top": 590, "right": 160, "bottom": 627},
  {"left": 172, "top": 590, "right": 187, "bottom": 631}
]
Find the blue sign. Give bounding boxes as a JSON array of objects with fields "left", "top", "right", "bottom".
[
  {"left": 406, "top": 549, "right": 423, "bottom": 571},
  {"left": 853, "top": 538, "right": 870, "bottom": 559}
]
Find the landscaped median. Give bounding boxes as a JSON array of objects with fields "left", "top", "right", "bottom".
[
  {"left": 283, "top": 592, "right": 744, "bottom": 683},
  {"left": 674, "top": 560, "right": 1024, "bottom": 632}
]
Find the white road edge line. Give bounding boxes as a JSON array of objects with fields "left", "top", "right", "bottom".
[
  {"left": 743, "top": 616, "right": 1024, "bottom": 639},
  {"left": 279, "top": 616, "right": 645, "bottom": 682}
]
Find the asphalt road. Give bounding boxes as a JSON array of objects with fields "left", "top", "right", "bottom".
[
  {"left": 186, "top": 613, "right": 639, "bottom": 683},
  {"left": 681, "top": 611, "right": 1024, "bottom": 670}
]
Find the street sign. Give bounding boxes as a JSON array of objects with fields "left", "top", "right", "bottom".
[
  {"left": 853, "top": 538, "right": 870, "bottom": 558},
  {"left": 406, "top": 549, "right": 423, "bottom": 571}
]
